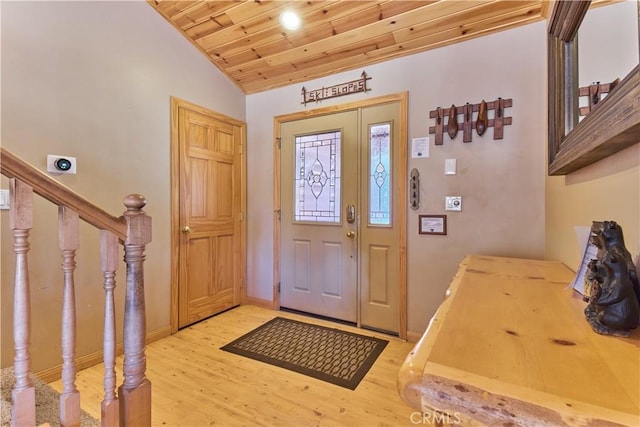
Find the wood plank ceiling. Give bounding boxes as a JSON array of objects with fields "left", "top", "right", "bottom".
[{"left": 149, "top": 1, "right": 551, "bottom": 94}]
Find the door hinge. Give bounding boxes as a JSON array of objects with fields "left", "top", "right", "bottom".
[
  {"left": 278, "top": 282, "right": 281, "bottom": 293},
  {"left": 276, "top": 137, "right": 282, "bottom": 149},
  {"left": 274, "top": 209, "right": 281, "bottom": 221}
]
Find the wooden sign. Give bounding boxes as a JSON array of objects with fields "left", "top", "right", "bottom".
[{"left": 301, "top": 71, "right": 371, "bottom": 105}]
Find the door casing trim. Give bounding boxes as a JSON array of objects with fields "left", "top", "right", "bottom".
[
  {"left": 170, "top": 97, "right": 247, "bottom": 334},
  {"left": 273, "top": 92, "right": 408, "bottom": 339}
]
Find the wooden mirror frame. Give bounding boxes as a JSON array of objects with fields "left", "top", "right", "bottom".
[{"left": 547, "top": 0, "right": 640, "bottom": 175}]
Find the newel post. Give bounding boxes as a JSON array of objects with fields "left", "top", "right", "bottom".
[{"left": 118, "top": 194, "right": 152, "bottom": 426}]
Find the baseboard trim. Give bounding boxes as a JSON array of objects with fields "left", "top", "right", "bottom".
[
  {"left": 242, "top": 297, "right": 275, "bottom": 310},
  {"left": 406, "top": 330, "right": 423, "bottom": 344},
  {"left": 36, "top": 326, "right": 172, "bottom": 384},
  {"left": 146, "top": 326, "right": 172, "bottom": 343}
]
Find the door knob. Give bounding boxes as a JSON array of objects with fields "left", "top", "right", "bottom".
[
  {"left": 182, "top": 225, "right": 193, "bottom": 234},
  {"left": 346, "top": 230, "right": 356, "bottom": 238}
]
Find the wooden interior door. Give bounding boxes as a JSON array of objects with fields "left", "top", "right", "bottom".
[{"left": 175, "top": 100, "right": 245, "bottom": 329}]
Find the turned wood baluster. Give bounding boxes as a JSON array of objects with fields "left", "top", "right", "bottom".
[
  {"left": 101, "top": 230, "right": 119, "bottom": 427},
  {"left": 59, "top": 206, "right": 81, "bottom": 427},
  {"left": 119, "top": 194, "right": 152, "bottom": 427},
  {"left": 10, "top": 178, "right": 35, "bottom": 427}
]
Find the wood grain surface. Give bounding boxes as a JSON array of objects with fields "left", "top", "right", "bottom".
[
  {"left": 399, "top": 255, "right": 640, "bottom": 426},
  {"left": 50, "top": 305, "right": 419, "bottom": 426}
]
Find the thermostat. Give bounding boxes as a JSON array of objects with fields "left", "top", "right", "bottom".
[{"left": 47, "top": 155, "right": 77, "bottom": 175}]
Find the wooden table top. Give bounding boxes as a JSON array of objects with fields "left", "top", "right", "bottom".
[{"left": 398, "top": 255, "right": 640, "bottom": 426}]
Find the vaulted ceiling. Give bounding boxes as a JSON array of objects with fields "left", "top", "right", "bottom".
[{"left": 148, "top": 1, "right": 611, "bottom": 94}]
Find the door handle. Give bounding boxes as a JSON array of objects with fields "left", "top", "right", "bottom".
[
  {"left": 182, "top": 225, "right": 193, "bottom": 234},
  {"left": 346, "top": 230, "right": 356, "bottom": 239}
]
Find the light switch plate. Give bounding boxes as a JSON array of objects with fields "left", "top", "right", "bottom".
[
  {"left": 445, "top": 196, "right": 462, "bottom": 211},
  {"left": 445, "top": 159, "right": 457, "bottom": 175},
  {"left": 0, "top": 189, "right": 9, "bottom": 210}
]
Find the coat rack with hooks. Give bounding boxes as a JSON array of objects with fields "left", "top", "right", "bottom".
[
  {"left": 578, "top": 78, "right": 619, "bottom": 116},
  {"left": 428, "top": 98, "right": 513, "bottom": 145}
]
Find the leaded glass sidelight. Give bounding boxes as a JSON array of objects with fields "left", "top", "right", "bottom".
[
  {"left": 369, "top": 123, "right": 391, "bottom": 226},
  {"left": 294, "top": 131, "right": 341, "bottom": 223}
]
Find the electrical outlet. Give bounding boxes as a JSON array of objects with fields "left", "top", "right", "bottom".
[{"left": 445, "top": 196, "right": 462, "bottom": 211}]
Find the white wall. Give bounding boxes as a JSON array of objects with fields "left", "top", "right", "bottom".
[
  {"left": 547, "top": 1, "right": 640, "bottom": 268},
  {"left": 578, "top": 1, "right": 638, "bottom": 87},
  {"left": 1, "top": 1, "right": 245, "bottom": 371},
  {"left": 246, "top": 21, "right": 548, "bottom": 333}
]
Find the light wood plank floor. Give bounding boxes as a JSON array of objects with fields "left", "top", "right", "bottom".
[{"left": 51, "top": 305, "right": 421, "bottom": 426}]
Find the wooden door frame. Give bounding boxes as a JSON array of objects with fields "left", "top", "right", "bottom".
[
  {"left": 273, "top": 92, "right": 408, "bottom": 339},
  {"left": 169, "top": 97, "right": 247, "bottom": 334}
]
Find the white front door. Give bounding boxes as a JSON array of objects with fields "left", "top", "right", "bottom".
[
  {"left": 280, "top": 110, "right": 359, "bottom": 322},
  {"left": 279, "top": 101, "right": 402, "bottom": 333},
  {"left": 359, "top": 102, "right": 401, "bottom": 333}
]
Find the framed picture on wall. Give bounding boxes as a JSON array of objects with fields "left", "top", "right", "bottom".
[{"left": 419, "top": 215, "right": 447, "bottom": 235}]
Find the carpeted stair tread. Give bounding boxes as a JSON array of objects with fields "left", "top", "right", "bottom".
[{"left": 1, "top": 367, "right": 99, "bottom": 427}]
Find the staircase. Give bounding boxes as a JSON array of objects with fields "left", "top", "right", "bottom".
[{"left": 1, "top": 147, "right": 152, "bottom": 426}]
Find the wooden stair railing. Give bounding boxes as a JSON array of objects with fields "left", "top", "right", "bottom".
[{"left": 1, "top": 147, "right": 152, "bottom": 427}]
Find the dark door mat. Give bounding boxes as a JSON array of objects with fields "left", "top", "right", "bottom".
[{"left": 220, "top": 317, "right": 388, "bottom": 390}]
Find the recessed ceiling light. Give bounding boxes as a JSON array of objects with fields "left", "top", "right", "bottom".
[{"left": 280, "top": 11, "right": 301, "bottom": 31}]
